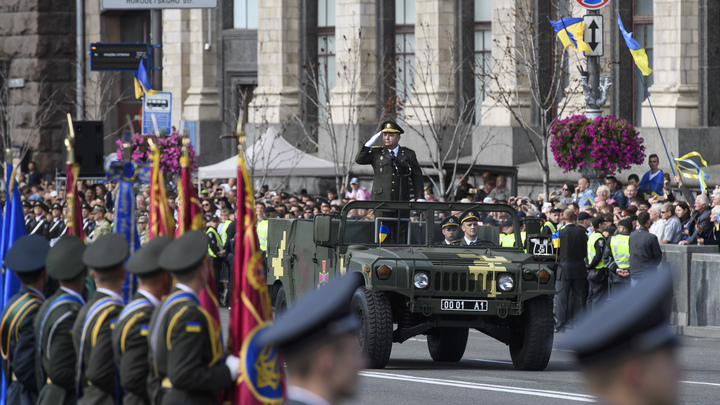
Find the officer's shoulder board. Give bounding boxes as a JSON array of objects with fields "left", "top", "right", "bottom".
[{"left": 371, "top": 146, "right": 383, "bottom": 149}]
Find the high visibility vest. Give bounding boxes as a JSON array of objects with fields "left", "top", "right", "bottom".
[
  {"left": 206, "top": 227, "right": 222, "bottom": 258},
  {"left": 587, "top": 232, "right": 606, "bottom": 269},
  {"left": 219, "top": 220, "right": 232, "bottom": 244},
  {"left": 499, "top": 233, "right": 515, "bottom": 247},
  {"left": 520, "top": 231, "right": 527, "bottom": 253},
  {"left": 543, "top": 221, "right": 557, "bottom": 234},
  {"left": 257, "top": 219, "right": 269, "bottom": 252},
  {"left": 610, "top": 234, "right": 630, "bottom": 269}
]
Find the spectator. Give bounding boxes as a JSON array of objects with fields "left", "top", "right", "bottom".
[
  {"left": 346, "top": 178, "right": 370, "bottom": 201},
  {"left": 623, "top": 184, "right": 638, "bottom": 207},
  {"left": 629, "top": 210, "right": 663, "bottom": 286},
  {"left": 712, "top": 188, "right": 720, "bottom": 208},
  {"left": 560, "top": 183, "right": 575, "bottom": 204},
  {"left": 675, "top": 201, "right": 692, "bottom": 236},
  {"left": 699, "top": 206, "right": 720, "bottom": 245},
  {"left": 488, "top": 175, "right": 508, "bottom": 201},
  {"left": 627, "top": 174, "right": 640, "bottom": 187},
  {"left": 660, "top": 202, "right": 682, "bottom": 244},
  {"left": 575, "top": 177, "right": 595, "bottom": 207},
  {"left": 26, "top": 161, "right": 42, "bottom": 188},
  {"left": 605, "top": 176, "right": 627, "bottom": 207},
  {"left": 679, "top": 194, "right": 712, "bottom": 245},
  {"left": 423, "top": 186, "right": 437, "bottom": 202},
  {"left": 647, "top": 203, "right": 665, "bottom": 242},
  {"left": 638, "top": 154, "right": 664, "bottom": 200},
  {"left": 454, "top": 174, "right": 474, "bottom": 202}
]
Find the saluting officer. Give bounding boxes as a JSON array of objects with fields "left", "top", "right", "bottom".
[
  {"left": 1, "top": 235, "right": 49, "bottom": 405},
  {"left": 112, "top": 236, "right": 173, "bottom": 405},
  {"left": 354, "top": 120, "right": 424, "bottom": 201},
  {"left": 29, "top": 201, "right": 50, "bottom": 239},
  {"left": 147, "top": 230, "right": 239, "bottom": 404},
  {"left": 73, "top": 233, "right": 128, "bottom": 404},
  {"left": 35, "top": 236, "right": 88, "bottom": 405},
  {"left": 436, "top": 216, "right": 461, "bottom": 245}
]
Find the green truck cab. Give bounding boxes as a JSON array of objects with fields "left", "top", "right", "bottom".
[{"left": 265, "top": 201, "right": 558, "bottom": 371}]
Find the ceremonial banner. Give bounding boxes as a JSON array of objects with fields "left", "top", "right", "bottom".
[
  {"left": 175, "top": 141, "right": 203, "bottom": 236},
  {"left": 65, "top": 163, "right": 84, "bottom": 239},
  {"left": 148, "top": 140, "right": 175, "bottom": 238},
  {"left": 230, "top": 152, "right": 284, "bottom": 405}
]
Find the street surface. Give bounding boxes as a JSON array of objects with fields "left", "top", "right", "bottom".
[{"left": 220, "top": 310, "right": 720, "bottom": 404}]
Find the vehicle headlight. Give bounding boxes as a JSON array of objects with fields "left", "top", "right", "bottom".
[
  {"left": 414, "top": 272, "right": 429, "bottom": 289},
  {"left": 497, "top": 274, "right": 514, "bottom": 292}
]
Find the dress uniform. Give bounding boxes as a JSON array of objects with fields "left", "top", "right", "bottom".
[
  {"left": 1, "top": 235, "right": 49, "bottom": 405},
  {"left": 82, "top": 203, "right": 94, "bottom": 237},
  {"left": 29, "top": 201, "right": 50, "bottom": 239},
  {"left": 555, "top": 214, "right": 588, "bottom": 332},
  {"left": 256, "top": 272, "right": 364, "bottom": 405},
  {"left": 354, "top": 120, "right": 424, "bottom": 201},
  {"left": 34, "top": 236, "right": 87, "bottom": 405},
  {"left": 459, "top": 211, "right": 489, "bottom": 246},
  {"left": 585, "top": 217, "right": 608, "bottom": 312},
  {"left": 147, "top": 230, "right": 238, "bottom": 405},
  {"left": 89, "top": 206, "right": 111, "bottom": 242},
  {"left": 47, "top": 203, "right": 65, "bottom": 241},
  {"left": 23, "top": 200, "right": 34, "bottom": 228},
  {"left": 112, "top": 236, "right": 172, "bottom": 405},
  {"left": 436, "top": 216, "right": 461, "bottom": 245},
  {"left": 559, "top": 269, "right": 679, "bottom": 405},
  {"left": 73, "top": 234, "right": 129, "bottom": 405}
]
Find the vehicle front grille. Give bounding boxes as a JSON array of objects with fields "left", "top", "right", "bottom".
[{"left": 431, "top": 269, "right": 496, "bottom": 293}]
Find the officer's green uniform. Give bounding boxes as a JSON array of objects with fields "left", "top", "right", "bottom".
[
  {"left": 89, "top": 206, "right": 111, "bottom": 242},
  {"left": 148, "top": 231, "right": 233, "bottom": 404},
  {"left": 1, "top": 235, "right": 49, "bottom": 405},
  {"left": 112, "top": 236, "right": 172, "bottom": 405},
  {"left": 436, "top": 216, "right": 460, "bottom": 245},
  {"left": 73, "top": 234, "right": 129, "bottom": 405},
  {"left": 34, "top": 236, "right": 87, "bottom": 405},
  {"left": 138, "top": 215, "right": 149, "bottom": 246},
  {"left": 354, "top": 121, "right": 424, "bottom": 201}
]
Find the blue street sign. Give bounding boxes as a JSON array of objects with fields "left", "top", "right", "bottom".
[
  {"left": 576, "top": 0, "right": 610, "bottom": 9},
  {"left": 142, "top": 92, "right": 172, "bottom": 135}
]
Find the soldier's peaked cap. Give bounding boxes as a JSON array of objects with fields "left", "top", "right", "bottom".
[
  {"left": 255, "top": 272, "right": 364, "bottom": 357},
  {"left": 441, "top": 216, "right": 459, "bottom": 228},
  {"left": 45, "top": 235, "right": 87, "bottom": 281},
  {"left": 5, "top": 235, "right": 50, "bottom": 273},
  {"left": 558, "top": 269, "right": 677, "bottom": 368},
  {"left": 83, "top": 233, "right": 129, "bottom": 272},
  {"left": 127, "top": 236, "right": 172, "bottom": 276},
  {"left": 380, "top": 120, "right": 404, "bottom": 134},
  {"left": 459, "top": 211, "right": 479, "bottom": 224},
  {"left": 158, "top": 230, "right": 208, "bottom": 274}
]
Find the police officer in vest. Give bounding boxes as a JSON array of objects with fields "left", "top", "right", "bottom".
[
  {"left": 205, "top": 214, "right": 225, "bottom": 298},
  {"left": 586, "top": 216, "right": 609, "bottom": 312},
  {"left": 35, "top": 236, "right": 88, "bottom": 405},
  {"left": 436, "top": 216, "right": 461, "bottom": 245},
  {"left": 542, "top": 207, "right": 563, "bottom": 235},
  {"left": 74, "top": 234, "right": 128, "bottom": 404},
  {"left": 148, "top": 230, "right": 239, "bottom": 404},
  {"left": 499, "top": 219, "right": 516, "bottom": 248},
  {"left": 1, "top": 235, "right": 49, "bottom": 405},
  {"left": 112, "top": 236, "right": 173, "bottom": 405},
  {"left": 603, "top": 219, "right": 632, "bottom": 299}
]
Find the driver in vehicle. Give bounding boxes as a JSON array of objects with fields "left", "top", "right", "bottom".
[
  {"left": 437, "top": 216, "right": 461, "bottom": 246},
  {"left": 460, "top": 211, "right": 482, "bottom": 246}
]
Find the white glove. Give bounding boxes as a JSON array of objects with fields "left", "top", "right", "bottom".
[
  {"left": 416, "top": 199, "right": 426, "bottom": 202},
  {"left": 364, "top": 131, "right": 383, "bottom": 147},
  {"left": 225, "top": 355, "right": 240, "bottom": 381}
]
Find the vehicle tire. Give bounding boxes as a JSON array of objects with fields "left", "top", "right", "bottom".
[
  {"left": 352, "top": 287, "right": 393, "bottom": 369},
  {"left": 427, "top": 328, "right": 469, "bottom": 362},
  {"left": 274, "top": 285, "right": 288, "bottom": 317},
  {"left": 509, "top": 295, "right": 554, "bottom": 371}
]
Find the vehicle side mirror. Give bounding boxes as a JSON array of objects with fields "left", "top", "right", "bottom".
[{"left": 313, "top": 215, "right": 332, "bottom": 245}]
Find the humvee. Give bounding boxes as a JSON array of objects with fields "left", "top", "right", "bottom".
[{"left": 265, "top": 201, "right": 559, "bottom": 371}]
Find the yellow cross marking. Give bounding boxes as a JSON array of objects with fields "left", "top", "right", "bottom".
[{"left": 271, "top": 231, "right": 287, "bottom": 280}]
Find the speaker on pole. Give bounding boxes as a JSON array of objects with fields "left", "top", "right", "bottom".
[{"left": 62, "top": 121, "right": 105, "bottom": 177}]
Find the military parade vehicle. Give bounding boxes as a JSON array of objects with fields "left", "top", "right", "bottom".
[{"left": 265, "top": 201, "right": 559, "bottom": 371}]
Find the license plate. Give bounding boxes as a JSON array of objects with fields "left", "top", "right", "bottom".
[{"left": 440, "top": 299, "right": 488, "bottom": 312}]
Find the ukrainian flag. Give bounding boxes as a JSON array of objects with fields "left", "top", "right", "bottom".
[
  {"left": 551, "top": 230, "right": 561, "bottom": 249},
  {"left": 588, "top": 195, "right": 595, "bottom": 207},
  {"left": 547, "top": 17, "right": 592, "bottom": 53},
  {"left": 618, "top": 15, "right": 653, "bottom": 76},
  {"left": 134, "top": 58, "right": 158, "bottom": 99},
  {"left": 379, "top": 224, "right": 389, "bottom": 243}
]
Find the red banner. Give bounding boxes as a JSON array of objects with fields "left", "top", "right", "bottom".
[
  {"left": 148, "top": 142, "right": 174, "bottom": 238},
  {"left": 65, "top": 163, "right": 84, "bottom": 240}
]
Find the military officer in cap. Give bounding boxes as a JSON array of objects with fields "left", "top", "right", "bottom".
[
  {"left": 23, "top": 200, "right": 34, "bottom": 228},
  {"left": 148, "top": 230, "right": 239, "bottom": 404},
  {"left": 138, "top": 214, "right": 150, "bottom": 246},
  {"left": 29, "top": 201, "right": 50, "bottom": 239},
  {"left": 73, "top": 233, "right": 129, "bottom": 404},
  {"left": 1, "top": 235, "right": 50, "bottom": 405},
  {"left": 256, "top": 272, "right": 365, "bottom": 405},
  {"left": 459, "top": 211, "right": 489, "bottom": 246},
  {"left": 48, "top": 203, "right": 65, "bottom": 241},
  {"left": 559, "top": 269, "right": 680, "bottom": 405},
  {"left": 354, "top": 120, "right": 424, "bottom": 201},
  {"left": 112, "top": 236, "right": 173, "bottom": 405},
  {"left": 89, "top": 206, "right": 111, "bottom": 242},
  {"left": 35, "top": 236, "right": 88, "bottom": 405},
  {"left": 81, "top": 202, "right": 94, "bottom": 237},
  {"left": 437, "top": 216, "right": 461, "bottom": 245}
]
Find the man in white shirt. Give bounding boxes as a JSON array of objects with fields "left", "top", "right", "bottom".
[{"left": 648, "top": 203, "right": 666, "bottom": 242}]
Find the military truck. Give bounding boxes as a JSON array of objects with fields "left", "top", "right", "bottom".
[{"left": 265, "top": 201, "right": 558, "bottom": 371}]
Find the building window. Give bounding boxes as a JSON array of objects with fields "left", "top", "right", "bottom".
[
  {"left": 233, "top": 0, "right": 258, "bottom": 29},
  {"left": 395, "top": 0, "right": 415, "bottom": 115},
  {"left": 633, "top": 0, "right": 653, "bottom": 126},
  {"left": 473, "top": 0, "right": 492, "bottom": 122},
  {"left": 317, "top": 0, "right": 336, "bottom": 119}
]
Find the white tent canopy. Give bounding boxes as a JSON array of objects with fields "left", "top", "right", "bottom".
[{"left": 198, "top": 128, "right": 341, "bottom": 179}]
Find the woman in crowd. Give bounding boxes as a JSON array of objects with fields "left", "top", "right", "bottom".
[{"left": 676, "top": 201, "right": 693, "bottom": 241}]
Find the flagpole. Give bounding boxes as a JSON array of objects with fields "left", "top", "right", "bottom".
[{"left": 636, "top": 68, "right": 677, "bottom": 179}]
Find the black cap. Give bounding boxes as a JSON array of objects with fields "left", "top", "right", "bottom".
[
  {"left": 158, "top": 230, "right": 208, "bottom": 274},
  {"left": 81, "top": 202, "right": 91, "bottom": 211},
  {"left": 502, "top": 219, "right": 514, "bottom": 228},
  {"left": 559, "top": 269, "right": 677, "bottom": 368},
  {"left": 46, "top": 235, "right": 87, "bottom": 281},
  {"left": 126, "top": 236, "right": 172, "bottom": 276},
  {"left": 441, "top": 216, "right": 459, "bottom": 229},
  {"left": 91, "top": 205, "right": 106, "bottom": 215},
  {"left": 516, "top": 211, "right": 527, "bottom": 219},
  {"left": 33, "top": 201, "right": 48, "bottom": 212},
  {"left": 380, "top": 120, "right": 404, "bottom": 134},
  {"left": 83, "top": 234, "right": 129, "bottom": 272},
  {"left": 550, "top": 207, "right": 563, "bottom": 214},
  {"left": 264, "top": 206, "right": 276, "bottom": 214},
  {"left": 459, "top": 211, "right": 479, "bottom": 224},
  {"left": 410, "top": 211, "right": 421, "bottom": 217},
  {"left": 280, "top": 192, "right": 290, "bottom": 199},
  {"left": 618, "top": 219, "right": 633, "bottom": 230},
  {"left": 577, "top": 212, "right": 592, "bottom": 221},
  {"left": 22, "top": 201, "right": 31, "bottom": 208},
  {"left": 591, "top": 216, "right": 606, "bottom": 229},
  {"left": 51, "top": 203, "right": 62, "bottom": 211},
  {"left": 255, "top": 272, "right": 364, "bottom": 357},
  {"left": 5, "top": 235, "right": 50, "bottom": 273}
]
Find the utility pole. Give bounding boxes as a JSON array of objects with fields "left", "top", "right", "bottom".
[
  {"left": 151, "top": 9, "right": 162, "bottom": 91},
  {"left": 580, "top": 5, "right": 611, "bottom": 119}
]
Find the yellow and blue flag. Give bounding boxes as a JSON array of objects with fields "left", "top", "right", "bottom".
[
  {"left": 134, "top": 58, "right": 158, "bottom": 99},
  {"left": 547, "top": 17, "right": 592, "bottom": 53},
  {"left": 379, "top": 224, "right": 389, "bottom": 243},
  {"left": 674, "top": 151, "right": 709, "bottom": 193},
  {"left": 588, "top": 195, "right": 595, "bottom": 206},
  {"left": 551, "top": 230, "right": 561, "bottom": 249},
  {"left": 618, "top": 15, "right": 653, "bottom": 76}
]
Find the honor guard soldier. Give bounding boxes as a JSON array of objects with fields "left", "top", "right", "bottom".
[
  {"left": 48, "top": 203, "right": 65, "bottom": 241},
  {"left": 354, "top": 120, "right": 424, "bottom": 201},
  {"left": 437, "top": 216, "right": 461, "bottom": 245},
  {"left": 73, "top": 233, "right": 129, "bottom": 404},
  {"left": 35, "top": 236, "right": 88, "bottom": 405},
  {"left": 1, "top": 235, "right": 49, "bottom": 405},
  {"left": 559, "top": 269, "right": 680, "bottom": 405},
  {"left": 29, "top": 201, "right": 50, "bottom": 239},
  {"left": 81, "top": 202, "right": 94, "bottom": 237},
  {"left": 23, "top": 200, "right": 33, "bottom": 228},
  {"left": 148, "top": 230, "right": 239, "bottom": 404},
  {"left": 256, "top": 272, "right": 365, "bottom": 405},
  {"left": 88, "top": 206, "right": 111, "bottom": 242},
  {"left": 112, "top": 236, "right": 173, "bottom": 405}
]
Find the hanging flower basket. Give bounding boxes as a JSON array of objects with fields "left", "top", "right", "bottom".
[
  {"left": 550, "top": 115, "right": 646, "bottom": 176},
  {"left": 115, "top": 132, "right": 198, "bottom": 177}
]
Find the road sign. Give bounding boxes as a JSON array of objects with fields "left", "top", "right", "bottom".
[
  {"left": 583, "top": 15, "right": 604, "bottom": 56},
  {"left": 576, "top": 0, "right": 610, "bottom": 9},
  {"left": 102, "top": 0, "right": 217, "bottom": 9},
  {"left": 90, "top": 43, "right": 149, "bottom": 71},
  {"left": 143, "top": 92, "right": 173, "bottom": 135}
]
